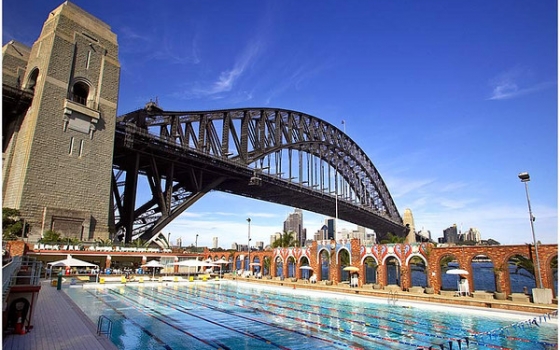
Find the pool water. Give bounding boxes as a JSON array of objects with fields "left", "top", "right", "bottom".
[{"left": 65, "top": 281, "right": 557, "bottom": 349}]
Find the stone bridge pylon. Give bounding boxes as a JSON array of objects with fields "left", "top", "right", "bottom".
[{"left": 2, "top": 2, "right": 120, "bottom": 242}]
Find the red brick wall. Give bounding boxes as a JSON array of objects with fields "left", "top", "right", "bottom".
[{"left": 199, "top": 242, "right": 559, "bottom": 296}]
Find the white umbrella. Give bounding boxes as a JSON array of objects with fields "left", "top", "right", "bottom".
[
  {"left": 47, "top": 255, "right": 99, "bottom": 283},
  {"left": 141, "top": 260, "right": 164, "bottom": 279},
  {"left": 173, "top": 260, "right": 209, "bottom": 267},
  {"left": 142, "top": 260, "right": 165, "bottom": 268},
  {"left": 343, "top": 266, "right": 360, "bottom": 272},
  {"left": 214, "top": 258, "right": 230, "bottom": 278},
  {"left": 300, "top": 265, "right": 313, "bottom": 279},
  {"left": 172, "top": 260, "right": 218, "bottom": 278},
  {"left": 48, "top": 254, "right": 98, "bottom": 268},
  {"left": 446, "top": 269, "right": 469, "bottom": 296}
]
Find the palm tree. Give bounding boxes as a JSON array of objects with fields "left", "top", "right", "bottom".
[
  {"left": 272, "top": 231, "right": 298, "bottom": 248},
  {"left": 380, "top": 233, "right": 405, "bottom": 244},
  {"left": 509, "top": 255, "right": 535, "bottom": 277}
]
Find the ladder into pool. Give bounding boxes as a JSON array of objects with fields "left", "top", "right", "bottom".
[{"left": 97, "top": 315, "right": 113, "bottom": 338}]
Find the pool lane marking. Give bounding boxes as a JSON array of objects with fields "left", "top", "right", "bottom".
[
  {"left": 113, "top": 288, "right": 295, "bottom": 350},
  {"left": 198, "top": 283, "right": 540, "bottom": 348},
  {"left": 141, "top": 286, "right": 419, "bottom": 349},
  {"left": 89, "top": 289, "right": 231, "bottom": 350},
  {"left": 170, "top": 284, "right": 523, "bottom": 350},
  {"left": 84, "top": 290, "right": 204, "bottom": 350},
  {"left": 176, "top": 284, "right": 456, "bottom": 346},
  {"left": 126, "top": 286, "right": 372, "bottom": 349}
]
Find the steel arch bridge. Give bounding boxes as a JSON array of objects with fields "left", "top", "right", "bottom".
[{"left": 112, "top": 102, "right": 406, "bottom": 243}]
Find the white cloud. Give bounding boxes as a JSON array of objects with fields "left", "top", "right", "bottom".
[
  {"left": 487, "top": 68, "right": 555, "bottom": 100},
  {"left": 186, "top": 40, "right": 262, "bottom": 99}
]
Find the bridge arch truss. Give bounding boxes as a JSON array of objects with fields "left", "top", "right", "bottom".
[{"left": 112, "top": 103, "right": 404, "bottom": 243}]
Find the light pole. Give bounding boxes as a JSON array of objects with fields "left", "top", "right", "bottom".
[
  {"left": 195, "top": 234, "right": 199, "bottom": 258},
  {"left": 329, "top": 168, "right": 340, "bottom": 241},
  {"left": 247, "top": 218, "right": 251, "bottom": 273},
  {"left": 518, "top": 172, "right": 543, "bottom": 289},
  {"left": 167, "top": 232, "right": 171, "bottom": 248}
]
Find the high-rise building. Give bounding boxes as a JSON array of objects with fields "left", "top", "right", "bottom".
[
  {"left": 270, "top": 232, "right": 282, "bottom": 246},
  {"left": 417, "top": 227, "right": 431, "bottom": 241},
  {"left": 326, "top": 218, "right": 335, "bottom": 240},
  {"left": 465, "top": 228, "right": 481, "bottom": 243},
  {"left": 212, "top": 237, "right": 219, "bottom": 249},
  {"left": 443, "top": 224, "right": 459, "bottom": 244},
  {"left": 283, "top": 209, "right": 304, "bottom": 246}
]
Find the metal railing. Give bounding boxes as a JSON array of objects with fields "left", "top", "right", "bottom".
[
  {"left": 2, "top": 255, "right": 43, "bottom": 307},
  {"left": 388, "top": 290, "right": 399, "bottom": 306},
  {"left": 97, "top": 315, "right": 113, "bottom": 338},
  {"left": 3, "top": 256, "right": 22, "bottom": 305}
]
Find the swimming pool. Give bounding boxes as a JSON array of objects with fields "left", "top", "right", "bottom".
[{"left": 65, "top": 281, "right": 557, "bottom": 349}]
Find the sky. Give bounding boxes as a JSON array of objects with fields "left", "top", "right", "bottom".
[{"left": 3, "top": 1, "right": 558, "bottom": 248}]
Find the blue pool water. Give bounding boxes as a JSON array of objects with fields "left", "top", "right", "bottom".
[{"left": 65, "top": 281, "right": 557, "bottom": 349}]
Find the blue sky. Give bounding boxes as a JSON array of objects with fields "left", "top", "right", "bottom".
[{"left": 3, "top": 1, "right": 558, "bottom": 248}]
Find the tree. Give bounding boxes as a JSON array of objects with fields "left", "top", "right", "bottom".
[
  {"left": 380, "top": 233, "right": 405, "bottom": 244},
  {"left": 2, "top": 208, "right": 26, "bottom": 241},
  {"left": 509, "top": 255, "right": 535, "bottom": 277},
  {"left": 272, "top": 231, "right": 298, "bottom": 248},
  {"left": 42, "top": 229, "right": 61, "bottom": 243}
]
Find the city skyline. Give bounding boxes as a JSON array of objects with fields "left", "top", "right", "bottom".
[{"left": 3, "top": 1, "right": 557, "bottom": 248}]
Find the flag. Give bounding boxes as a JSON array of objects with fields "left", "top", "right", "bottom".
[{"left": 341, "top": 120, "right": 345, "bottom": 125}]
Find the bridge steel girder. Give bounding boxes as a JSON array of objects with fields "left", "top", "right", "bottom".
[{"left": 113, "top": 104, "right": 406, "bottom": 242}]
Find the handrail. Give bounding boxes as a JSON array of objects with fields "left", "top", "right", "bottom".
[
  {"left": 2, "top": 255, "right": 43, "bottom": 307},
  {"left": 97, "top": 315, "right": 113, "bottom": 337},
  {"left": 2, "top": 256, "right": 22, "bottom": 305},
  {"left": 388, "top": 290, "right": 399, "bottom": 306}
]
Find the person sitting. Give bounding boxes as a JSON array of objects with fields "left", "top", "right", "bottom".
[
  {"left": 350, "top": 274, "right": 359, "bottom": 288},
  {"left": 309, "top": 274, "right": 317, "bottom": 284}
]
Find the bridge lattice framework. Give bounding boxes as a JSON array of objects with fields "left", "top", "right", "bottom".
[{"left": 113, "top": 103, "right": 405, "bottom": 243}]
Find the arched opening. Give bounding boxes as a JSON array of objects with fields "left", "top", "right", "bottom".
[
  {"left": 320, "top": 250, "right": 330, "bottom": 281},
  {"left": 338, "top": 249, "right": 351, "bottom": 282},
  {"left": 252, "top": 256, "right": 261, "bottom": 276},
  {"left": 26, "top": 68, "right": 39, "bottom": 92},
  {"left": 228, "top": 256, "right": 234, "bottom": 274},
  {"left": 439, "top": 255, "right": 459, "bottom": 291},
  {"left": 364, "top": 256, "right": 378, "bottom": 284},
  {"left": 299, "top": 257, "right": 311, "bottom": 280},
  {"left": 508, "top": 254, "right": 536, "bottom": 293},
  {"left": 287, "top": 256, "right": 296, "bottom": 278},
  {"left": 235, "top": 255, "right": 242, "bottom": 272},
  {"left": 71, "top": 81, "right": 89, "bottom": 105},
  {"left": 470, "top": 254, "right": 496, "bottom": 292},
  {"left": 263, "top": 256, "right": 270, "bottom": 276},
  {"left": 275, "top": 256, "right": 283, "bottom": 279},
  {"left": 385, "top": 256, "right": 401, "bottom": 286},
  {"left": 409, "top": 255, "right": 427, "bottom": 287},
  {"left": 551, "top": 256, "right": 558, "bottom": 297}
]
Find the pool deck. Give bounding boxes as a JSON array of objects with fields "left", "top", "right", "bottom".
[
  {"left": 2, "top": 276, "right": 557, "bottom": 350},
  {"left": 2, "top": 279, "right": 117, "bottom": 350},
  {"left": 232, "top": 276, "right": 558, "bottom": 315}
]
